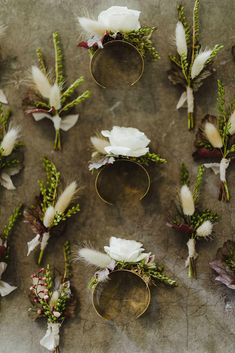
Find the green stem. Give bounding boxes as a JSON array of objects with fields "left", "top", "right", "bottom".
[
  {"left": 224, "top": 181, "right": 230, "bottom": 202},
  {"left": 38, "top": 249, "right": 44, "bottom": 265},
  {"left": 54, "top": 346, "right": 60, "bottom": 353},
  {"left": 188, "top": 257, "right": 197, "bottom": 279},
  {"left": 188, "top": 112, "right": 194, "bottom": 130},
  {"left": 54, "top": 130, "right": 61, "bottom": 150}
]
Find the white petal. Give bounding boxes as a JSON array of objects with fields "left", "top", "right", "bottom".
[
  {"left": 0, "top": 172, "right": 16, "bottom": 190},
  {"left": 0, "top": 89, "right": 8, "bottom": 104},
  {"left": 27, "top": 234, "right": 40, "bottom": 256},
  {"left": 0, "top": 280, "right": 17, "bottom": 297},
  {"left": 101, "top": 130, "right": 111, "bottom": 138},
  {"left": 32, "top": 112, "right": 52, "bottom": 121},
  {"left": 60, "top": 114, "right": 79, "bottom": 131},
  {"left": 32, "top": 66, "right": 51, "bottom": 98},
  {"left": 78, "top": 17, "right": 106, "bottom": 36},
  {"left": 176, "top": 91, "right": 187, "bottom": 109},
  {"left": 98, "top": 6, "right": 141, "bottom": 32},
  {"left": 191, "top": 50, "right": 212, "bottom": 79},
  {"left": 104, "top": 145, "right": 131, "bottom": 156}
]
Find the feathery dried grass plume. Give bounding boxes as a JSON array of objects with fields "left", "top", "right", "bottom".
[
  {"left": 0, "top": 126, "right": 21, "bottom": 156},
  {"left": 204, "top": 122, "right": 223, "bottom": 148},
  {"left": 31, "top": 66, "right": 51, "bottom": 98},
  {"left": 43, "top": 206, "right": 55, "bottom": 228},
  {"left": 175, "top": 21, "right": 187, "bottom": 56},
  {"left": 78, "top": 248, "right": 112, "bottom": 268},
  {"left": 90, "top": 136, "right": 109, "bottom": 154},
  {"left": 228, "top": 111, "right": 235, "bottom": 135},
  {"left": 180, "top": 185, "right": 195, "bottom": 216},
  {"left": 49, "top": 83, "right": 61, "bottom": 110},
  {"left": 55, "top": 181, "right": 78, "bottom": 214},
  {"left": 191, "top": 50, "right": 212, "bottom": 79},
  {"left": 168, "top": 1, "right": 223, "bottom": 129},
  {"left": 196, "top": 220, "right": 213, "bottom": 237},
  {"left": 78, "top": 17, "right": 106, "bottom": 36}
]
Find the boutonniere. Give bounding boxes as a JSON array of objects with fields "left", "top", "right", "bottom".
[
  {"left": 78, "top": 237, "right": 176, "bottom": 321},
  {"left": 168, "top": 0, "right": 223, "bottom": 129},
  {"left": 0, "top": 206, "right": 21, "bottom": 297},
  {"left": 89, "top": 126, "right": 166, "bottom": 204},
  {"left": 167, "top": 164, "right": 218, "bottom": 278},
  {"left": 210, "top": 240, "right": 235, "bottom": 290},
  {"left": 26, "top": 32, "right": 91, "bottom": 150},
  {"left": 78, "top": 6, "right": 159, "bottom": 59},
  {"left": 0, "top": 104, "right": 23, "bottom": 190},
  {"left": 193, "top": 80, "right": 235, "bottom": 202},
  {"left": 24, "top": 158, "right": 80, "bottom": 264},
  {"left": 89, "top": 126, "right": 166, "bottom": 171},
  {"left": 29, "top": 241, "right": 77, "bottom": 353}
]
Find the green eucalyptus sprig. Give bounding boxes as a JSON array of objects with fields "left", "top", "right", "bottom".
[
  {"left": 27, "top": 32, "right": 91, "bottom": 150},
  {"left": 167, "top": 164, "right": 218, "bottom": 278},
  {"left": 193, "top": 80, "right": 235, "bottom": 201},
  {"left": 24, "top": 158, "right": 80, "bottom": 265},
  {"left": 168, "top": 0, "right": 223, "bottom": 129}
]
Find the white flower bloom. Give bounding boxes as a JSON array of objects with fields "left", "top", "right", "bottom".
[
  {"left": 98, "top": 6, "right": 141, "bottom": 33},
  {"left": 196, "top": 220, "right": 213, "bottom": 237},
  {"left": 175, "top": 21, "right": 187, "bottom": 56},
  {"left": 43, "top": 206, "right": 55, "bottom": 228},
  {"left": 54, "top": 181, "right": 77, "bottom": 214},
  {"left": 78, "top": 248, "right": 112, "bottom": 268},
  {"left": 53, "top": 311, "right": 61, "bottom": 318},
  {"left": 228, "top": 111, "right": 235, "bottom": 135},
  {"left": 104, "top": 236, "right": 150, "bottom": 262},
  {"left": 101, "top": 126, "right": 150, "bottom": 157},
  {"left": 0, "top": 127, "right": 20, "bottom": 156},
  {"left": 78, "top": 6, "right": 140, "bottom": 40},
  {"left": 204, "top": 122, "right": 223, "bottom": 148},
  {"left": 49, "top": 83, "right": 61, "bottom": 110},
  {"left": 32, "top": 66, "right": 51, "bottom": 98},
  {"left": 191, "top": 50, "right": 212, "bottom": 79},
  {"left": 32, "top": 276, "right": 46, "bottom": 299},
  {"left": 90, "top": 136, "right": 109, "bottom": 154},
  {"left": 180, "top": 185, "right": 195, "bottom": 216}
]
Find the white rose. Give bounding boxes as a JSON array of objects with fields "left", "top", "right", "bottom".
[
  {"left": 104, "top": 236, "right": 150, "bottom": 262},
  {"left": 98, "top": 6, "right": 141, "bottom": 33},
  {"left": 101, "top": 126, "right": 150, "bottom": 157}
]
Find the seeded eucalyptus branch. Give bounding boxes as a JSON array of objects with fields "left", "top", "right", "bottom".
[
  {"left": 27, "top": 32, "right": 91, "bottom": 150},
  {"left": 167, "top": 164, "right": 218, "bottom": 278},
  {"left": 168, "top": 0, "right": 223, "bottom": 130},
  {"left": 24, "top": 158, "right": 80, "bottom": 264}
]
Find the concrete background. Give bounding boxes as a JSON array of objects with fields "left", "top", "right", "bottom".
[{"left": 0, "top": 0, "right": 235, "bottom": 352}]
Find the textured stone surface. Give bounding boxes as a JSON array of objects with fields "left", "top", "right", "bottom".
[{"left": 0, "top": 0, "right": 235, "bottom": 352}]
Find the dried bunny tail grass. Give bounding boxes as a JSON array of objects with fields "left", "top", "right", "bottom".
[
  {"left": 78, "top": 17, "right": 105, "bottom": 36},
  {"left": 49, "top": 83, "right": 61, "bottom": 110},
  {"left": 180, "top": 185, "right": 195, "bottom": 216},
  {"left": 228, "top": 111, "right": 235, "bottom": 135},
  {"left": 175, "top": 21, "right": 187, "bottom": 56},
  {"left": 31, "top": 66, "right": 51, "bottom": 98},
  {"left": 191, "top": 50, "right": 212, "bottom": 79},
  {"left": 78, "top": 248, "right": 112, "bottom": 268},
  {"left": 0, "top": 126, "right": 21, "bottom": 156},
  {"left": 196, "top": 220, "right": 213, "bottom": 238},
  {"left": 54, "top": 181, "right": 78, "bottom": 214},
  {"left": 204, "top": 122, "right": 223, "bottom": 148},
  {"left": 43, "top": 206, "right": 55, "bottom": 228},
  {"left": 90, "top": 136, "right": 109, "bottom": 154}
]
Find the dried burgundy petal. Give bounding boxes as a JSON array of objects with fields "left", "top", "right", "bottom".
[{"left": 167, "top": 222, "right": 194, "bottom": 235}]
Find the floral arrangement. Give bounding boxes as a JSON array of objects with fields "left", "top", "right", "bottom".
[
  {"left": 0, "top": 103, "right": 23, "bottom": 190},
  {"left": 24, "top": 157, "right": 80, "bottom": 265},
  {"left": 168, "top": 0, "right": 223, "bottom": 129},
  {"left": 0, "top": 206, "right": 21, "bottom": 297},
  {"left": 78, "top": 6, "right": 160, "bottom": 60},
  {"left": 209, "top": 240, "right": 235, "bottom": 289},
  {"left": 167, "top": 164, "right": 218, "bottom": 278},
  {"left": 78, "top": 236, "right": 176, "bottom": 288},
  {"left": 25, "top": 32, "right": 91, "bottom": 150},
  {"left": 88, "top": 126, "right": 166, "bottom": 171},
  {"left": 28, "top": 241, "right": 76, "bottom": 353},
  {"left": 193, "top": 80, "right": 235, "bottom": 202}
]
